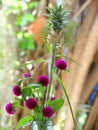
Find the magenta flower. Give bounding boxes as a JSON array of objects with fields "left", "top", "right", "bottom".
[
  {"left": 23, "top": 73, "right": 32, "bottom": 78},
  {"left": 55, "top": 59, "right": 67, "bottom": 70},
  {"left": 12, "top": 85, "right": 22, "bottom": 96},
  {"left": 5, "top": 103, "right": 16, "bottom": 115},
  {"left": 51, "top": 96, "right": 56, "bottom": 101},
  {"left": 42, "top": 106, "right": 54, "bottom": 118},
  {"left": 25, "top": 98, "right": 38, "bottom": 110},
  {"left": 37, "top": 75, "right": 49, "bottom": 87}
]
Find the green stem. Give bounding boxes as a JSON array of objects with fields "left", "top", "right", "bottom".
[
  {"left": 57, "top": 76, "right": 76, "bottom": 129},
  {"left": 38, "top": 93, "right": 41, "bottom": 106},
  {"left": 26, "top": 79, "right": 29, "bottom": 86},
  {"left": 45, "top": 44, "right": 56, "bottom": 102},
  {"left": 51, "top": 69, "right": 60, "bottom": 97}
]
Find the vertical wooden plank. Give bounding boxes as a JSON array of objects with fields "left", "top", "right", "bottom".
[
  {"left": 64, "top": 14, "right": 98, "bottom": 130},
  {"left": 94, "top": 117, "right": 98, "bottom": 130},
  {"left": 66, "top": 0, "right": 98, "bottom": 96},
  {"left": 80, "top": 65, "right": 98, "bottom": 103},
  {"left": 84, "top": 97, "right": 98, "bottom": 130}
]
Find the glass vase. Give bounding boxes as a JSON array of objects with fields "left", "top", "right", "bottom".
[{"left": 31, "top": 120, "right": 53, "bottom": 130}]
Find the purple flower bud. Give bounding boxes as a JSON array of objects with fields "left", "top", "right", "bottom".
[
  {"left": 42, "top": 106, "right": 54, "bottom": 118},
  {"left": 23, "top": 73, "right": 32, "bottom": 78},
  {"left": 55, "top": 59, "right": 67, "bottom": 70},
  {"left": 5, "top": 103, "right": 16, "bottom": 115},
  {"left": 37, "top": 75, "right": 49, "bottom": 87},
  {"left": 51, "top": 96, "right": 56, "bottom": 101},
  {"left": 12, "top": 85, "right": 22, "bottom": 96},
  {"left": 25, "top": 98, "right": 38, "bottom": 110}
]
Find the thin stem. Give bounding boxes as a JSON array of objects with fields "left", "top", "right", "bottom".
[
  {"left": 38, "top": 93, "right": 41, "bottom": 106},
  {"left": 51, "top": 69, "right": 60, "bottom": 97},
  {"left": 26, "top": 79, "right": 29, "bottom": 86},
  {"left": 45, "top": 44, "right": 56, "bottom": 102}
]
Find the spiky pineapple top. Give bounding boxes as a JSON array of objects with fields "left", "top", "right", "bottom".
[
  {"left": 47, "top": 5, "right": 70, "bottom": 31},
  {"left": 46, "top": 5, "right": 76, "bottom": 47}
]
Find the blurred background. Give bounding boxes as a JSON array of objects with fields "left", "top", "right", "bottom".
[{"left": 0, "top": 0, "right": 98, "bottom": 130}]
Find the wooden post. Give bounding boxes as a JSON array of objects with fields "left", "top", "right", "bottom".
[
  {"left": 94, "top": 117, "right": 98, "bottom": 130},
  {"left": 64, "top": 14, "right": 98, "bottom": 130},
  {"left": 66, "top": 0, "right": 98, "bottom": 96},
  {"left": 80, "top": 65, "right": 98, "bottom": 103},
  {"left": 84, "top": 96, "right": 98, "bottom": 130}
]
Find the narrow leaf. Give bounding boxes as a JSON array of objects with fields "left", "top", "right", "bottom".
[
  {"left": 57, "top": 76, "right": 76, "bottom": 128},
  {"left": 28, "top": 83, "right": 41, "bottom": 88},
  {"left": 21, "top": 59, "right": 49, "bottom": 67},
  {"left": 56, "top": 54, "right": 82, "bottom": 66},
  {"left": 17, "top": 79, "right": 22, "bottom": 87},
  {"left": 65, "top": 68, "right": 70, "bottom": 73},
  {"left": 17, "top": 116, "right": 33, "bottom": 128}
]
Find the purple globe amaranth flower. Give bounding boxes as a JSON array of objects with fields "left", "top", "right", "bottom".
[
  {"left": 51, "top": 96, "right": 56, "bottom": 101},
  {"left": 37, "top": 75, "right": 49, "bottom": 87},
  {"left": 25, "top": 98, "right": 38, "bottom": 110},
  {"left": 23, "top": 73, "right": 32, "bottom": 78},
  {"left": 42, "top": 106, "right": 54, "bottom": 118},
  {"left": 5, "top": 103, "right": 16, "bottom": 115},
  {"left": 12, "top": 85, "right": 22, "bottom": 96},
  {"left": 55, "top": 59, "right": 67, "bottom": 70}
]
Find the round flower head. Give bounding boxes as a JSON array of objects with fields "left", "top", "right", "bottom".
[
  {"left": 23, "top": 73, "right": 32, "bottom": 78},
  {"left": 25, "top": 98, "right": 38, "bottom": 110},
  {"left": 55, "top": 59, "right": 67, "bottom": 70},
  {"left": 12, "top": 85, "right": 22, "bottom": 96},
  {"left": 51, "top": 96, "right": 56, "bottom": 101},
  {"left": 42, "top": 106, "right": 54, "bottom": 118},
  {"left": 5, "top": 103, "right": 16, "bottom": 115},
  {"left": 37, "top": 75, "right": 49, "bottom": 87}
]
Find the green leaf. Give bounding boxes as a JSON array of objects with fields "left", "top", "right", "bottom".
[
  {"left": 17, "top": 116, "right": 33, "bottom": 128},
  {"left": 48, "top": 98, "right": 64, "bottom": 112},
  {"left": 16, "top": 14, "right": 35, "bottom": 26},
  {"left": 12, "top": 102, "right": 19, "bottom": 108},
  {"left": 22, "top": 14, "right": 35, "bottom": 25},
  {"left": 33, "top": 112, "right": 43, "bottom": 121},
  {"left": 18, "top": 33, "right": 35, "bottom": 51},
  {"left": 34, "top": 106, "right": 42, "bottom": 113},
  {"left": 19, "top": 38, "right": 27, "bottom": 50},
  {"left": 28, "top": 83, "right": 41, "bottom": 88},
  {"left": 57, "top": 76, "right": 76, "bottom": 128},
  {"left": 27, "top": 39, "right": 35, "bottom": 50},
  {"left": 13, "top": 59, "right": 49, "bottom": 69},
  {"left": 17, "top": 79, "right": 22, "bottom": 87},
  {"left": 22, "top": 87, "right": 32, "bottom": 100},
  {"left": 28, "top": 1, "right": 39, "bottom": 9},
  {"left": 65, "top": 68, "right": 70, "bottom": 73},
  {"left": 20, "top": 59, "right": 49, "bottom": 67}
]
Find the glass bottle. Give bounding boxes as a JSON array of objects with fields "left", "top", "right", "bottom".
[{"left": 32, "top": 120, "right": 53, "bottom": 130}]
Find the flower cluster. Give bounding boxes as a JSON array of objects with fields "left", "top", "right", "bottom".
[{"left": 5, "top": 59, "right": 67, "bottom": 119}]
